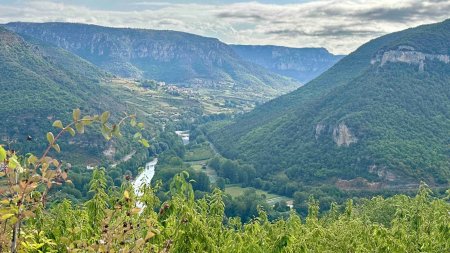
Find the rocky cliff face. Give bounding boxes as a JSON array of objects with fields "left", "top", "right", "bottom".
[
  {"left": 231, "top": 45, "right": 344, "bottom": 83},
  {"left": 371, "top": 46, "right": 450, "bottom": 71},
  {"left": 332, "top": 123, "right": 358, "bottom": 147},
  {"left": 5, "top": 22, "right": 299, "bottom": 95},
  {"left": 314, "top": 123, "right": 325, "bottom": 140},
  {"left": 314, "top": 122, "right": 358, "bottom": 147},
  {"left": 6, "top": 23, "right": 234, "bottom": 78}
]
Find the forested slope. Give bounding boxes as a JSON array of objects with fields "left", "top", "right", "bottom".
[
  {"left": 0, "top": 27, "right": 121, "bottom": 150},
  {"left": 210, "top": 20, "right": 450, "bottom": 188}
]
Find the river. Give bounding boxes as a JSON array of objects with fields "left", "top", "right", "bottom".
[
  {"left": 175, "top": 130, "right": 190, "bottom": 145},
  {"left": 132, "top": 130, "right": 188, "bottom": 195},
  {"left": 133, "top": 158, "right": 158, "bottom": 197}
]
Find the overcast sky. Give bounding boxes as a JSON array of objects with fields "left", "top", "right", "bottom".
[{"left": 1, "top": 0, "right": 449, "bottom": 54}]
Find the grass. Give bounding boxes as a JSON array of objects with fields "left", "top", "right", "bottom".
[
  {"left": 187, "top": 162, "right": 218, "bottom": 183},
  {"left": 184, "top": 143, "right": 215, "bottom": 162},
  {"left": 190, "top": 164, "right": 203, "bottom": 170},
  {"left": 184, "top": 141, "right": 219, "bottom": 183},
  {"left": 225, "top": 184, "right": 293, "bottom": 205}
]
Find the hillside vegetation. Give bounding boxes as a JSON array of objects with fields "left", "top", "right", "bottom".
[
  {"left": 0, "top": 28, "right": 189, "bottom": 179},
  {"left": 0, "top": 140, "right": 449, "bottom": 252},
  {"left": 209, "top": 20, "right": 450, "bottom": 190},
  {"left": 0, "top": 27, "right": 120, "bottom": 155},
  {"left": 5, "top": 22, "right": 301, "bottom": 101}
]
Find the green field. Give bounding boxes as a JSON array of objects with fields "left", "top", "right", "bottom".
[
  {"left": 225, "top": 184, "right": 292, "bottom": 205},
  {"left": 186, "top": 160, "right": 219, "bottom": 183},
  {"left": 184, "top": 143, "right": 215, "bottom": 162}
]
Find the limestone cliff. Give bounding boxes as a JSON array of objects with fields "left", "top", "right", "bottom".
[
  {"left": 5, "top": 22, "right": 300, "bottom": 95},
  {"left": 371, "top": 46, "right": 450, "bottom": 71},
  {"left": 332, "top": 123, "right": 358, "bottom": 147}
]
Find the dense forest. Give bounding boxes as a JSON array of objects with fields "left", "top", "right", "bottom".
[
  {"left": 1, "top": 145, "right": 449, "bottom": 252},
  {"left": 209, "top": 19, "right": 450, "bottom": 190},
  {"left": 0, "top": 111, "right": 449, "bottom": 252}
]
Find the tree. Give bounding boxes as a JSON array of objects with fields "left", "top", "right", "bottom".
[{"left": 0, "top": 109, "right": 148, "bottom": 252}]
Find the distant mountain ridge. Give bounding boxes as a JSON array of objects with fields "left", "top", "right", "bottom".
[
  {"left": 209, "top": 19, "right": 450, "bottom": 189},
  {"left": 231, "top": 45, "right": 344, "bottom": 83},
  {"left": 4, "top": 22, "right": 303, "bottom": 99}
]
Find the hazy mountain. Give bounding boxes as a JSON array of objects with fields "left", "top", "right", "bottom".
[
  {"left": 5, "top": 22, "right": 300, "bottom": 98},
  {"left": 231, "top": 45, "right": 344, "bottom": 83},
  {"left": 209, "top": 20, "right": 450, "bottom": 189}
]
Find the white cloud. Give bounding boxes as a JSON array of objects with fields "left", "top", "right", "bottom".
[{"left": 1, "top": 0, "right": 449, "bottom": 54}]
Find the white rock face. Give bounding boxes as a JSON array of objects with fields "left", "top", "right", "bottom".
[
  {"left": 332, "top": 123, "right": 357, "bottom": 147},
  {"left": 368, "top": 165, "right": 397, "bottom": 182},
  {"left": 371, "top": 46, "right": 450, "bottom": 71},
  {"left": 315, "top": 124, "right": 325, "bottom": 140}
]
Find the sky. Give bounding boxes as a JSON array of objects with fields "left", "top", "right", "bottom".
[{"left": 0, "top": 0, "right": 449, "bottom": 54}]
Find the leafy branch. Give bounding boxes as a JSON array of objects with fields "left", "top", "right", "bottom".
[{"left": 0, "top": 109, "right": 149, "bottom": 253}]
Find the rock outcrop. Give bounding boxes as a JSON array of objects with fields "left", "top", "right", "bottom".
[
  {"left": 332, "top": 123, "right": 357, "bottom": 147},
  {"left": 371, "top": 46, "right": 450, "bottom": 71},
  {"left": 314, "top": 123, "right": 325, "bottom": 140},
  {"left": 368, "top": 165, "right": 397, "bottom": 182},
  {"left": 335, "top": 178, "right": 382, "bottom": 190}
]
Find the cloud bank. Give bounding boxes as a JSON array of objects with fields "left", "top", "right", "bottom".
[{"left": 0, "top": 0, "right": 449, "bottom": 54}]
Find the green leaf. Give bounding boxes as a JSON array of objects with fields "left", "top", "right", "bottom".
[
  {"left": 101, "top": 111, "right": 110, "bottom": 124},
  {"left": 101, "top": 124, "right": 110, "bottom": 134},
  {"left": 73, "top": 108, "right": 81, "bottom": 121},
  {"left": 52, "top": 144, "right": 61, "bottom": 153},
  {"left": 82, "top": 116, "right": 94, "bottom": 125},
  {"left": 1, "top": 213, "right": 14, "bottom": 220},
  {"left": 130, "top": 118, "right": 137, "bottom": 127},
  {"left": 52, "top": 120, "right": 63, "bottom": 129},
  {"left": 46, "top": 132, "right": 55, "bottom": 144},
  {"left": 133, "top": 132, "right": 142, "bottom": 139},
  {"left": 8, "top": 157, "right": 20, "bottom": 169},
  {"left": 75, "top": 122, "right": 85, "bottom": 134},
  {"left": 101, "top": 125, "right": 112, "bottom": 140},
  {"left": 27, "top": 155, "right": 38, "bottom": 165},
  {"left": 112, "top": 124, "right": 121, "bottom": 137},
  {"left": 137, "top": 122, "right": 145, "bottom": 129},
  {"left": 0, "top": 146, "right": 6, "bottom": 162},
  {"left": 66, "top": 127, "right": 76, "bottom": 137},
  {"left": 139, "top": 139, "right": 150, "bottom": 148}
]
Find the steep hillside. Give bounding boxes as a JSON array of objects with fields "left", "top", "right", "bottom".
[
  {"left": 5, "top": 22, "right": 300, "bottom": 99},
  {"left": 210, "top": 20, "right": 450, "bottom": 189},
  {"left": 0, "top": 27, "right": 114, "bottom": 131},
  {"left": 231, "top": 45, "right": 343, "bottom": 83},
  {"left": 0, "top": 27, "right": 131, "bottom": 160}
]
